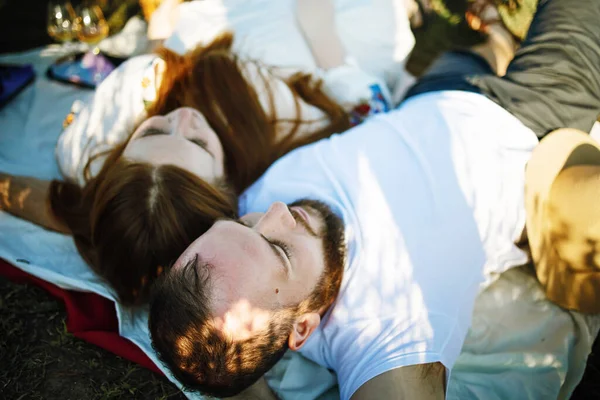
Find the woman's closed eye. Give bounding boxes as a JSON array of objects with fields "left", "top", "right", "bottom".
[
  {"left": 189, "top": 138, "right": 214, "bottom": 157},
  {"left": 139, "top": 128, "right": 212, "bottom": 156},
  {"left": 141, "top": 127, "right": 168, "bottom": 138}
]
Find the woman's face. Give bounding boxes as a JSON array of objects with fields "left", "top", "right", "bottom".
[{"left": 123, "top": 107, "right": 225, "bottom": 183}]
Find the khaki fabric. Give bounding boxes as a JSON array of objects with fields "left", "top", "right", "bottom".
[{"left": 525, "top": 128, "right": 600, "bottom": 313}]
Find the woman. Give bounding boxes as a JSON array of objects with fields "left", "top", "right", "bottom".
[{"left": 1, "top": 32, "right": 357, "bottom": 306}]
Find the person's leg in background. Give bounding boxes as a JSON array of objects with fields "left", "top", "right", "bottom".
[
  {"left": 466, "top": 0, "right": 518, "bottom": 77},
  {"left": 402, "top": 0, "right": 518, "bottom": 102},
  {"left": 405, "top": 0, "right": 600, "bottom": 138},
  {"left": 471, "top": 0, "right": 600, "bottom": 137}
]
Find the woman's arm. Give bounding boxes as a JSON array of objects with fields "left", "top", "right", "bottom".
[
  {"left": 296, "top": 0, "right": 392, "bottom": 121},
  {"left": 0, "top": 173, "right": 70, "bottom": 234},
  {"left": 296, "top": 0, "right": 346, "bottom": 70}
]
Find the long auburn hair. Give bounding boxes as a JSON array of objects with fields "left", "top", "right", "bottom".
[{"left": 49, "top": 32, "right": 350, "bottom": 306}]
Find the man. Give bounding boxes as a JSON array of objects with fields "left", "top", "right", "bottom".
[{"left": 149, "top": 0, "right": 600, "bottom": 398}]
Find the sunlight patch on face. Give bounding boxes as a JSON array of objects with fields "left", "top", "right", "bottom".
[{"left": 213, "top": 299, "right": 273, "bottom": 341}]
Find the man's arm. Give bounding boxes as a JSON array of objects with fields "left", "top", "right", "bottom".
[
  {"left": 228, "top": 377, "right": 279, "bottom": 400},
  {"left": 351, "top": 363, "right": 446, "bottom": 400},
  {"left": 0, "top": 173, "right": 69, "bottom": 233}
]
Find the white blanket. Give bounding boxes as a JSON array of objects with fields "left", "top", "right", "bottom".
[{"left": 1, "top": 5, "right": 599, "bottom": 399}]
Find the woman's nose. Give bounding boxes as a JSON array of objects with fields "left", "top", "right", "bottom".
[
  {"left": 256, "top": 202, "right": 297, "bottom": 234},
  {"left": 169, "top": 108, "right": 194, "bottom": 134}
]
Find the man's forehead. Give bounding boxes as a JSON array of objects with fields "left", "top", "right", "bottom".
[
  {"left": 174, "top": 220, "right": 271, "bottom": 315},
  {"left": 174, "top": 221, "right": 233, "bottom": 270},
  {"left": 175, "top": 219, "right": 258, "bottom": 270}
]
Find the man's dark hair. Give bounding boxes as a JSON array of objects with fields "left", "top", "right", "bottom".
[{"left": 149, "top": 256, "right": 295, "bottom": 398}]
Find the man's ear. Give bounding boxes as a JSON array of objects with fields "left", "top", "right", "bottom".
[{"left": 288, "top": 312, "right": 321, "bottom": 351}]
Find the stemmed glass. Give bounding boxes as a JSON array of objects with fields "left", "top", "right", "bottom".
[
  {"left": 73, "top": 3, "right": 109, "bottom": 55},
  {"left": 46, "top": 1, "right": 115, "bottom": 86},
  {"left": 72, "top": 2, "right": 112, "bottom": 84},
  {"left": 47, "top": 1, "right": 77, "bottom": 48}
]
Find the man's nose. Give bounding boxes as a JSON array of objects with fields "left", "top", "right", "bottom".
[{"left": 256, "top": 202, "right": 296, "bottom": 234}]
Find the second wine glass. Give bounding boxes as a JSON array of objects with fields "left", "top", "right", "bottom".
[
  {"left": 73, "top": 3, "right": 109, "bottom": 54},
  {"left": 72, "top": 2, "right": 113, "bottom": 85}
]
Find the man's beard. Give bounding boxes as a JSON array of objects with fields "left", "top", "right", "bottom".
[{"left": 289, "top": 199, "right": 346, "bottom": 314}]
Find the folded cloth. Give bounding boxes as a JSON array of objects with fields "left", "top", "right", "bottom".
[{"left": 0, "top": 64, "right": 35, "bottom": 108}]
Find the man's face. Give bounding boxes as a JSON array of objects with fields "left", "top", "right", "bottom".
[{"left": 174, "top": 199, "right": 345, "bottom": 340}]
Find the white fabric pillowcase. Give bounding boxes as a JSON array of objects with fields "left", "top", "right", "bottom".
[{"left": 56, "top": 0, "right": 416, "bottom": 184}]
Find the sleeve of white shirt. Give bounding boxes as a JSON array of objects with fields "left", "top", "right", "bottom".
[{"left": 323, "top": 312, "right": 460, "bottom": 400}]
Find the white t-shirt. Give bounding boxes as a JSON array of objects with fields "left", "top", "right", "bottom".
[{"left": 239, "top": 91, "right": 538, "bottom": 399}]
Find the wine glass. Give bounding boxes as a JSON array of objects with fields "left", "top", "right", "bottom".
[
  {"left": 73, "top": 3, "right": 109, "bottom": 54},
  {"left": 73, "top": 2, "right": 112, "bottom": 84},
  {"left": 47, "top": 1, "right": 77, "bottom": 46}
]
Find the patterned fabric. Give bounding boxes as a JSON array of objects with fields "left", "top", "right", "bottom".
[
  {"left": 141, "top": 58, "right": 164, "bottom": 109},
  {"left": 62, "top": 56, "right": 161, "bottom": 130},
  {"left": 349, "top": 83, "right": 390, "bottom": 126},
  {"left": 318, "top": 60, "right": 392, "bottom": 127}
]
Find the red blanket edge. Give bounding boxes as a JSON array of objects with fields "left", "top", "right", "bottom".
[{"left": 0, "top": 258, "right": 162, "bottom": 375}]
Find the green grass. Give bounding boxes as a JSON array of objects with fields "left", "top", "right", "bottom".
[
  {"left": 407, "top": 0, "right": 484, "bottom": 75},
  {"left": 0, "top": 278, "right": 186, "bottom": 399}
]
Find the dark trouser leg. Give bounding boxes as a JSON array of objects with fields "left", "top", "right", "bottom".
[
  {"left": 473, "top": 0, "right": 600, "bottom": 137},
  {"left": 405, "top": 0, "right": 600, "bottom": 138},
  {"left": 403, "top": 50, "right": 495, "bottom": 96}
]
